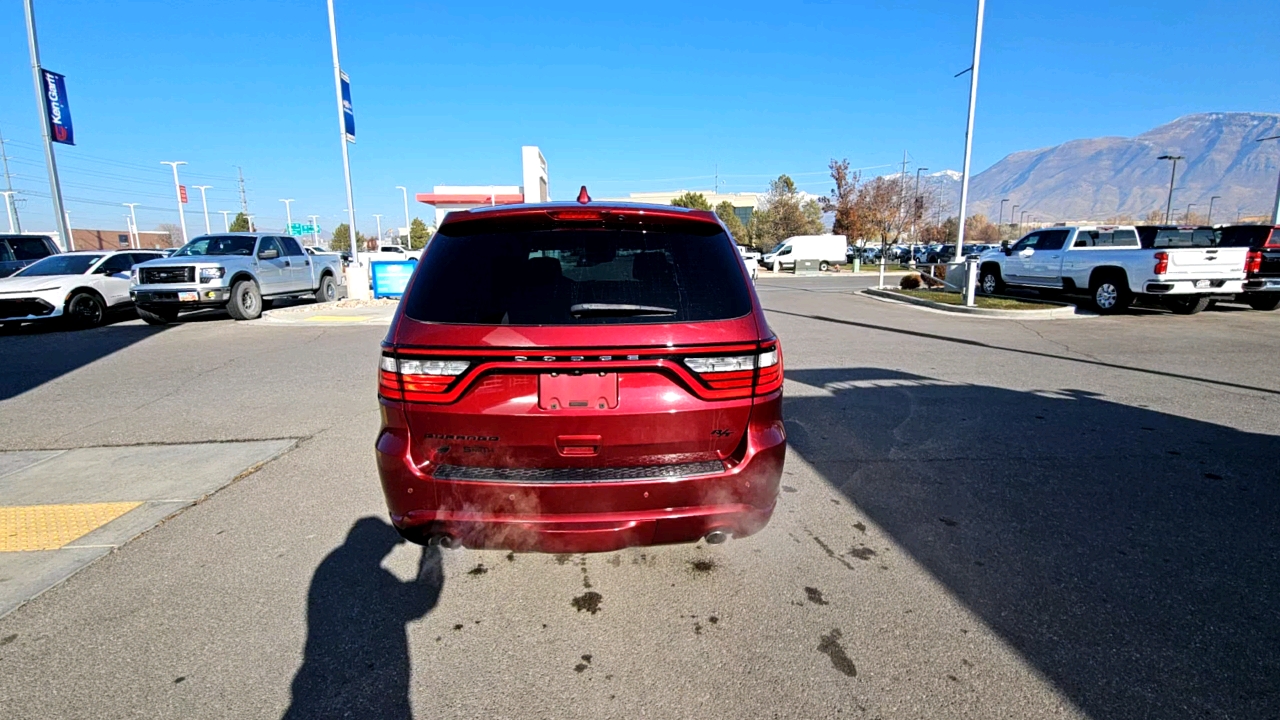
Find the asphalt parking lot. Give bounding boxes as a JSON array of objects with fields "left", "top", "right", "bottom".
[{"left": 1, "top": 274, "right": 1277, "bottom": 719}]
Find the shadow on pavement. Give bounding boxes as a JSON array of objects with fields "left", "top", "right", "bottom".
[
  {"left": 283, "top": 517, "right": 444, "bottom": 720},
  {"left": 784, "top": 367, "right": 1279, "bottom": 719},
  {"left": 765, "top": 307, "right": 1280, "bottom": 397},
  {"left": 0, "top": 322, "right": 169, "bottom": 401}
]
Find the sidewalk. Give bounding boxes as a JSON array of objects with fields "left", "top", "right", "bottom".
[{"left": 259, "top": 298, "right": 398, "bottom": 326}]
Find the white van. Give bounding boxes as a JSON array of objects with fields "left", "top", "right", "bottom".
[{"left": 761, "top": 235, "right": 848, "bottom": 272}]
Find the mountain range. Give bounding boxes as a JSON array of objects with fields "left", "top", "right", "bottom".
[{"left": 923, "top": 112, "right": 1280, "bottom": 224}]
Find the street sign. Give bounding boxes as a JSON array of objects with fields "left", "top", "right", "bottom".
[
  {"left": 289, "top": 223, "right": 318, "bottom": 236},
  {"left": 41, "top": 70, "right": 74, "bottom": 145},
  {"left": 340, "top": 71, "right": 355, "bottom": 143},
  {"left": 179, "top": 185, "right": 188, "bottom": 203}
]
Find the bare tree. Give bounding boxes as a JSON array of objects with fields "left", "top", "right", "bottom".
[
  {"left": 156, "top": 223, "right": 184, "bottom": 248},
  {"left": 856, "top": 176, "right": 909, "bottom": 249}
]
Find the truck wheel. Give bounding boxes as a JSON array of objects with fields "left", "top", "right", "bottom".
[
  {"left": 65, "top": 291, "right": 105, "bottom": 329},
  {"left": 819, "top": 260, "right": 831, "bottom": 272},
  {"left": 979, "top": 266, "right": 1004, "bottom": 295},
  {"left": 315, "top": 274, "right": 337, "bottom": 303},
  {"left": 226, "top": 280, "right": 263, "bottom": 321},
  {"left": 137, "top": 306, "right": 178, "bottom": 325},
  {"left": 1090, "top": 275, "right": 1132, "bottom": 314},
  {"left": 1246, "top": 294, "right": 1280, "bottom": 311},
  {"left": 1164, "top": 295, "right": 1211, "bottom": 315}
]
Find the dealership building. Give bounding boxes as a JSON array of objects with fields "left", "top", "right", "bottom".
[{"left": 416, "top": 146, "right": 549, "bottom": 226}]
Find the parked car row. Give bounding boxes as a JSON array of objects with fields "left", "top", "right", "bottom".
[
  {"left": 975, "top": 224, "right": 1278, "bottom": 314},
  {"left": 0, "top": 232, "right": 346, "bottom": 330}
]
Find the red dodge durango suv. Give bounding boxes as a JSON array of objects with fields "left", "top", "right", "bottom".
[{"left": 375, "top": 196, "right": 785, "bottom": 553}]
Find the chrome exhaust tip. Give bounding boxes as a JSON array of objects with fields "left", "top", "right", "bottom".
[
  {"left": 704, "top": 530, "right": 730, "bottom": 545},
  {"left": 428, "top": 534, "right": 457, "bottom": 549}
]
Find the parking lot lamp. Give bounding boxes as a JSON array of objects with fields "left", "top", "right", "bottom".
[
  {"left": 308, "top": 214, "right": 320, "bottom": 246},
  {"left": 1207, "top": 196, "right": 1221, "bottom": 225},
  {"left": 247, "top": 214, "right": 255, "bottom": 232},
  {"left": 279, "top": 198, "right": 295, "bottom": 233},
  {"left": 998, "top": 198, "right": 1009, "bottom": 226},
  {"left": 123, "top": 202, "right": 140, "bottom": 247},
  {"left": 193, "top": 185, "right": 212, "bottom": 235},
  {"left": 0, "top": 190, "right": 16, "bottom": 233},
  {"left": 954, "top": 0, "right": 986, "bottom": 258},
  {"left": 1259, "top": 135, "right": 1280, "bottom": 225},
  {"left": 373, "top": 214, "right": 383, "bottom": 244},
  {"left": 396, "top": 186, "right": 410, "bottom": 245},
  {"left": 161, "top": 161, "right": 188, "bottom": 244},
  {"left": 219, "top": 210, "right": 231, "bottom": 232},
  {"left": 1157, "top": 155, "right": 1184, "bottom": 224},
  {"left": 1020, "top": 210, "right": 1028, "bottom": 231}
]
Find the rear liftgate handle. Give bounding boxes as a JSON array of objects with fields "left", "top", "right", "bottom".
[{"left": 556, "top": 435, "right": 601, "bottom": 457}]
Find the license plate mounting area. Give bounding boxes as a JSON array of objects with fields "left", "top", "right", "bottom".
[{"left": 539, "top": 372, "right": 618, "bottom": 411}]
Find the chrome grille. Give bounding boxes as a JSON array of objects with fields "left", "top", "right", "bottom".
[
  {"left": 140, "top": 266, "right": 195, "bottom": 284},
  {"left": 433, "top": 461, "right": 724, "bottom": 483}
]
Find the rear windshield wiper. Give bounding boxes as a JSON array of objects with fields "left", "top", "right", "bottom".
[{"left": 570, "top": 303, "right": 677, "bottom": 317}]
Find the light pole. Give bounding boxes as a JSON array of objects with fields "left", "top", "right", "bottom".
[
  {"left": 24, "top": 0, "right": 71, "bottom": 250},
  {"left": 373, "top": 214, "right": 383, "bottom": 245},
  {"left": 123, "top": 202, "right": 140, "bottom": 248},
  {"left": 193, "top": 185, "right": 212, "bottom": 235},
  {"left": 219, "top": 210, "right": 232, "bottom": 231},
  {"left": 998, "top": 198, "right": 1009, "bottom": 227},
  {"left": 1019, "top": 210, "right": 1028, "bottom": 232},
  {"left": 1011, "top": 204, "right": 1019, "bottom": 234},
  {"left": 279, "top": 198, "right": 295, "bottom": 232},
  {"left": 161, "top": 161, "right": 189, "bottom": 244},
  {"left": 247, "top": 214, "right": 255, "bottom": 232},
  {"left": 327, "top": 0, "right": 359, "bottom": 267},
  {"left": 396, "top": 185, "right": 411, "bottom": 246},
  {"left": 1184, "top": 203, "right": 1196, "bottom": 224},
  {"left": 308, "top": 214, "right": 320, "bottom": 247},
  {"left": 0, "top": 191, "right": 16, "bottom": 233},
  {"left": 1157, "top": 154, "right": 1185, "bottom": 224},
  {"left": 1259, "top": 135, "right": 1280, "bottom": 225},
  {"left": 954, "top": 0, "right": 986, "bottom": 258},
  {"left": 1207, "top": 195, "right": 1221, "bottom": 225}
]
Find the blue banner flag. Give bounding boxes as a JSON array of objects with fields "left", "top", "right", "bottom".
[
  {"left": 340, "top": 72, "right": 355, "bottom": 143},
  {"left": 42, "top": 70, "right": 74, "bottom": 146}
]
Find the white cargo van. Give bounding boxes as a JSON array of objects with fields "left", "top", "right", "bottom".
[{"left": 761, "top": 235, "right": 847, "bottom": 272}]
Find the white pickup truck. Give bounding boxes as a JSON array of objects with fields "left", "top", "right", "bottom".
[{"left": 977, "top": 225, "right": 1248, "bottom": 314}]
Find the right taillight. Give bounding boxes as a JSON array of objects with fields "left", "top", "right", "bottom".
[
  {"left": 683, "top": 341, "right": 783, "bottom": 398},
  {"left": 1246, "top": 250, "right": 1263, "bottom": 274},
  {"left": 1154, "top": 251, "right": 1169, "bottom": 275}
]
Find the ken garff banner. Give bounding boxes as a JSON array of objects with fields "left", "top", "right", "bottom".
[
  {"left": 42, "top": 70, "right": 74, "bottom": 146},
  {"left": 340, "top": 71, "right": 355, "bottom": 143}
]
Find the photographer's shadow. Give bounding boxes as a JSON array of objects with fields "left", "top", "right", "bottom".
[{"left": 283, "top": 517, "right": 443, "bottom": 720}]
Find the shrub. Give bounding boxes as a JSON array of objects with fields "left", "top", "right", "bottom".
[{"left": 899, "top": 273, "right": 923, "bottom": 290}]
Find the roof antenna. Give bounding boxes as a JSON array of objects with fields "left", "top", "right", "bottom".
[{"left": 577, "top": 186, "right": 591, "bottom": 204}]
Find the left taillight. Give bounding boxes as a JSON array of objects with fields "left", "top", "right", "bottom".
[
  {"left": 683, "top": 341, "right": 783, "bottom": 398},
  {"left": 379, "top": 353, "right": 470, "bottom": 402},
  {"left": 1246, "top": 250, "right": 1263, "bottom": 274}
]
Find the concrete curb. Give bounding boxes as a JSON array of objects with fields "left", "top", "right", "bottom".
[
  {"left": 862, "top": 288, "right": 1094, "bottom": 319},
  {"left": 257, "top": 308, "right": 394, "bottom": 326}
]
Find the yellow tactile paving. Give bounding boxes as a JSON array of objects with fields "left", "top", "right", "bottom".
[{"left": 0, "top": 502, "right": 142, "bottom": 552}]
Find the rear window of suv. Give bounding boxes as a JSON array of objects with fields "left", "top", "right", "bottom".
[{"left": 402, "top": 227, "right": 752, "bottom": 325}]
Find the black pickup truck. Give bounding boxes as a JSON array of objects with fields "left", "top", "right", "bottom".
[{"left": 1216, "top": 224, "right": 1280, "bottom": 311}]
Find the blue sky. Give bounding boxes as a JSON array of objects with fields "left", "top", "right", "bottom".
[{"left": 1, "top": 0, "right": 1277, "bottom": 235}]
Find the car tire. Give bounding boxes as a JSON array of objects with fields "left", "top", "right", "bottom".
[
  {"left": 226, "top": 280, "right": 263, "bottom": 321},
  {"left": 819, "top": 261, "right": 830, "bottom": 272},
  {"left": 1246, "top": 294, "right": 1280, "bottom": 311},
  {"left": 315, "top": 274, "right": 337, "bottom": 303},
  {"left": 137, "top": 306, "right": 179, "bottom": 325},
  {"left": 65, "top": 291, "right": 106, "bottom": 329},
  {"left": 979, "top": 266, "right": 1004, "bottom": 295},
  {"left": 1090, "top": 274, "right": 1132, "bottom": 314},
  {"left": 1164, "top": 295, "right": 1211, "bottom": 315}
]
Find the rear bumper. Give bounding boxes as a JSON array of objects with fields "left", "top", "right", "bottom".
[
  {"left": 1143, "top": 279, "right": 1243, "bottom": 295},
  {"left": 1242, "top": 278, "right": 1280, "bottom": 293},
  {"left": 375, "top": 397, "right": 787, "bottom": 553}
]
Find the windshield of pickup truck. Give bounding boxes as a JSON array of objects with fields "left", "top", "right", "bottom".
[{"left": 174, "top": 236, "right": 257, "bottom": 257}]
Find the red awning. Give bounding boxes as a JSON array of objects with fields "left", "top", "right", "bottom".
[{"left": 416, "top": 193, "right": 525, "bottom": 206}]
